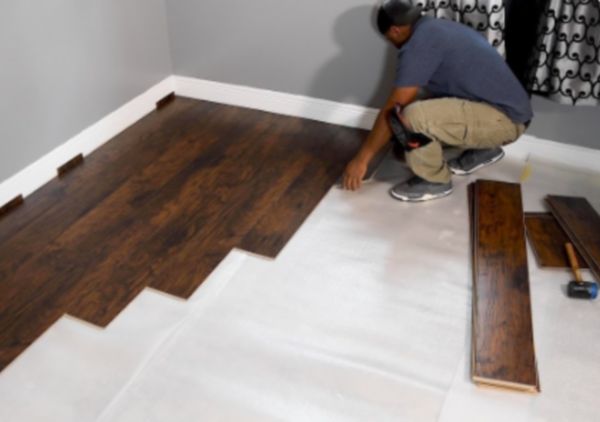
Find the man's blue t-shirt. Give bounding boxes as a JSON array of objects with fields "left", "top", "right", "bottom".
[{"left": 395, "top": 16, "right": 533, "bottom": 124}]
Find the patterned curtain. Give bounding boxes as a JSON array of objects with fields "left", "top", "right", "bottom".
[
  {"left": 528, "top": 0, "right": 600, "bottom": 106},
  {"left": 410, "top": 0, "right": 600, "bottom": 106},
  {"left": 412, "top": 0, "right": 506, "bottom": 55}
]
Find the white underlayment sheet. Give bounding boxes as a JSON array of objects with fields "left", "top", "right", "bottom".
[
  {"left": 96, "top": 156, "right": 525, "bottom": 421},
  {"left": 0, "top": 152, "right": 599, "bottom": 421},
  {"left": 0, "top": 251, "right": 248, "bottom": 422}
]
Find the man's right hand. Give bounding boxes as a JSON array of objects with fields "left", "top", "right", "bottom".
[{"left": 342, "top": 158, "right": 368, "bottom": 191}]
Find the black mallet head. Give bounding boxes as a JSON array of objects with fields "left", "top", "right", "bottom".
[{"left": 565, "top": 243, "right": 598, "bottom": 300}]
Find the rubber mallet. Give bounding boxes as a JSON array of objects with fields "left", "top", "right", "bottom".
[{"left": 565, "top": 243, "right": 598, "bottom": 300}]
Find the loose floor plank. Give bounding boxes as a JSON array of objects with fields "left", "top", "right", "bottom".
[
  {"left": 546, "top": 196, "right": 600, "bottom": 282},
  {"left": 525, "top": 212, "right": 588, "bottom": 269},
  {"left": 0, "top": 98, "right": 365, "bottom": 369},
  {"left": 471, "top": 180, "right": 540, "bottom": 393}
]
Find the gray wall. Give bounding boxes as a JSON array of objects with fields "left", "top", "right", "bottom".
[
  {"left": 165, "top": 0, "right": 395, "bottom": 108},
  {"left": 528, "top": 96, "right": 599, "bottom": 149},
  {"left": 165, "top": 0, "right": 598, "bottom": 149},
  {"left": 2, "top": 0, "right": 596, "bottom": 185},
  {"left": 0, "top": 0, "right": 173, "bottom": 182}
]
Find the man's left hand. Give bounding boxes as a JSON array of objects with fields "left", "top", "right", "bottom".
[{"left": 342, "top": 158, "right": 368, "bottom": 191}]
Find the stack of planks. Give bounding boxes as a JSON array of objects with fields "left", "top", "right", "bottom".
[
  {"left": 544, "top": 196, "right": 600, "bottom": 282},
  {"left": 525, "top": 196, "right": 600, "bottom": 279},
  {"left": 470, "top": 180, "right": 540, "bottom": 393},
  {"left": 525, "top": 212, "right": 589, "bottom": 269}
]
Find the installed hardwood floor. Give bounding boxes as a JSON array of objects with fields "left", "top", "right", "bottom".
[{"left": 0, "top": 97, "right": 366, "bottom": 371}]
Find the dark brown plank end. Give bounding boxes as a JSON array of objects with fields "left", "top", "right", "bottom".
[
  {"left": 57, "top": 154, "right": 84, "bottom": 178},
  {"left": 0, "top": 195, "right": 25, "bottom": 219},
  {"left": 156, "top": 92, "right": 176, "bottom": 110}
]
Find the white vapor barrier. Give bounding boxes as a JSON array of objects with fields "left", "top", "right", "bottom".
[
  {"left": 0, "top": 290, "right": 189, "bottom": 422},
  {"left": 1, "top": 150, "right": 599, "bottom": 421},
  {"left": 520, "top": 156, "right": 600, "bottom": 212},
  {"left": 96, "top": 156, "right": 526, "bottom": 422},
  {"left": 0, "top": 251, "right": 249, "bottom": 422}
]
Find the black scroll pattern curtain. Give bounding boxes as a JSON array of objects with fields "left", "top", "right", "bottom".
[
  {"left": 527, "top": 0, "right": 600, "bottom": 106},
  {"left": 412, "top": 0, "right": 506, "bottom": 55},
  {"left": 410, "top": 0, "right": 600, "bottom": 106}
]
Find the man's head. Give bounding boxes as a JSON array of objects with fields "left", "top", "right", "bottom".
[{"left": 377, "top": 0, "right": 422, "bottom": 47}]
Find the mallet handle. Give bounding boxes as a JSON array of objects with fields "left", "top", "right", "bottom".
[{"left": 565, "top": 243, "right": 583, "bottom": 283}]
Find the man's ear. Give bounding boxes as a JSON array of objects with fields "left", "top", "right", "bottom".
[{"left": 388, "top": 26, "right": 402, "bottom": 37}]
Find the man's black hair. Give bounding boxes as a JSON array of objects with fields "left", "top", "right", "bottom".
[{"left": 377, "top": 0, "right": 422, "bottom": 35}]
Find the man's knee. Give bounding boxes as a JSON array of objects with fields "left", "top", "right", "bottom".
[
  {"left": 401, "top": 102, "right": 427, "bottom": 134},
  {"left": 389, "top": 103, "right": 433, "bottom": 152}
]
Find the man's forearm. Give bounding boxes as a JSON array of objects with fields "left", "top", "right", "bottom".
[{"left": 356, "top": 108, "right": 393, "bottom": 164}]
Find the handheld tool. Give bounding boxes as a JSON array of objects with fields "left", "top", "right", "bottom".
[{"left": 565, "top": 243, "right": 598, "bottom": 299}]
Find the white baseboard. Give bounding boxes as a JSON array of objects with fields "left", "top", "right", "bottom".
[
  {"left": 174, "top": 76, "right": 379, "bottom": 130},
  {"left": 505, "top": 134, "right": 600, "bottom": 173},
  {"left": 0, "top": 76, "right": 176, "bottom": 207},
  {"left": 175, "top": 75, "right": 600, "bottom": 174},
  {"left": 2, "top": 74, "right": 598, "bottom": 208}
]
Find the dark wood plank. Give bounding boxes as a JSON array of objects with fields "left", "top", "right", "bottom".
[
  {"left": 239, "top": 156, "right": 336, "bottom": 257},
  {"left": 0, "top": 101, "right": 222, "bottom": 313},
  {"left": 471, "top": 180, "right": 539, "bottom": 393},
  {"left": 240, "top": 120, "right": 363, "bottom": 257},
  {"left": 146, "top": 122, "right": 311, "bottom": 297},
  {"left": 0, "top": 99, "right": 226, "bottom": 368},
  {"left": 0, "top": 195, "right": 24, "bottom": 219},
  {"left": 0, "top": 98, "right": 204, "bottom": 275},
  {"left": 67, "top": 109, "right": 292, "bottom": 324},
  {"left": 546, "top": 196, "right": 600, "bottom": 282},
  {"left": 0, "top": 99, "right": 365, "bottom": 369},
  {"left": 156, "top": 92, "right": 175, "bottom": 110},
  {"left": 57, "top": 154, "right": 84, "bottom": 178},
  {"left": 0, "top": 103, "right": 248, "bottom": 326},
  {"left": 525, "top": 212, "right": 588, "bottom": 269}
]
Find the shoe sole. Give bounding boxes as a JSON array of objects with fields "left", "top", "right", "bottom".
[
  {"left": 389, "top": 187, "right": 453, "bottom": 202},
  {"left": 449, "top": 150, "right": 505, "bottom": 175}
]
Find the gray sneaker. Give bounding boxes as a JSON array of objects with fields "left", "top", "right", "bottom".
[
  {"left": 389, "top": 176, "right": 453, "bottom": 202},
  {"left": 448, "top": 147, "right": 505, "bottom": 175}
]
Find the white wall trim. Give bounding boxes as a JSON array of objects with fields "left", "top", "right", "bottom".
[
  {"left": 0, "top": 76, "right": 176, "bottom": 207},
  {"left": 174, "top": 76, "right": 379, "bottom": 130},
  {"left": 504, "top": 134, "right": 600, "bottom": 173},
  {"left": 174, "top": 76, "right": 600, "bottom": 174}
]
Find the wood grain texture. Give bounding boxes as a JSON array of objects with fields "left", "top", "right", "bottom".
[
  {"left": 0, "top": 97, "right": 365, "bottom": 370},
  {"left": 525, "top": 212, "right": 588, "bottom": 269},
  {"left": 546, "top": 196, "right": 600, "bottom": 282},
  {"left": 471, "top": 180, "right": 540, "bottom": 393}
]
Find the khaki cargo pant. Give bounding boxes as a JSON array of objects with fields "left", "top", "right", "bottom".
[{"left": 400, "top": 98, "right": 526, "bottom": 183}]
